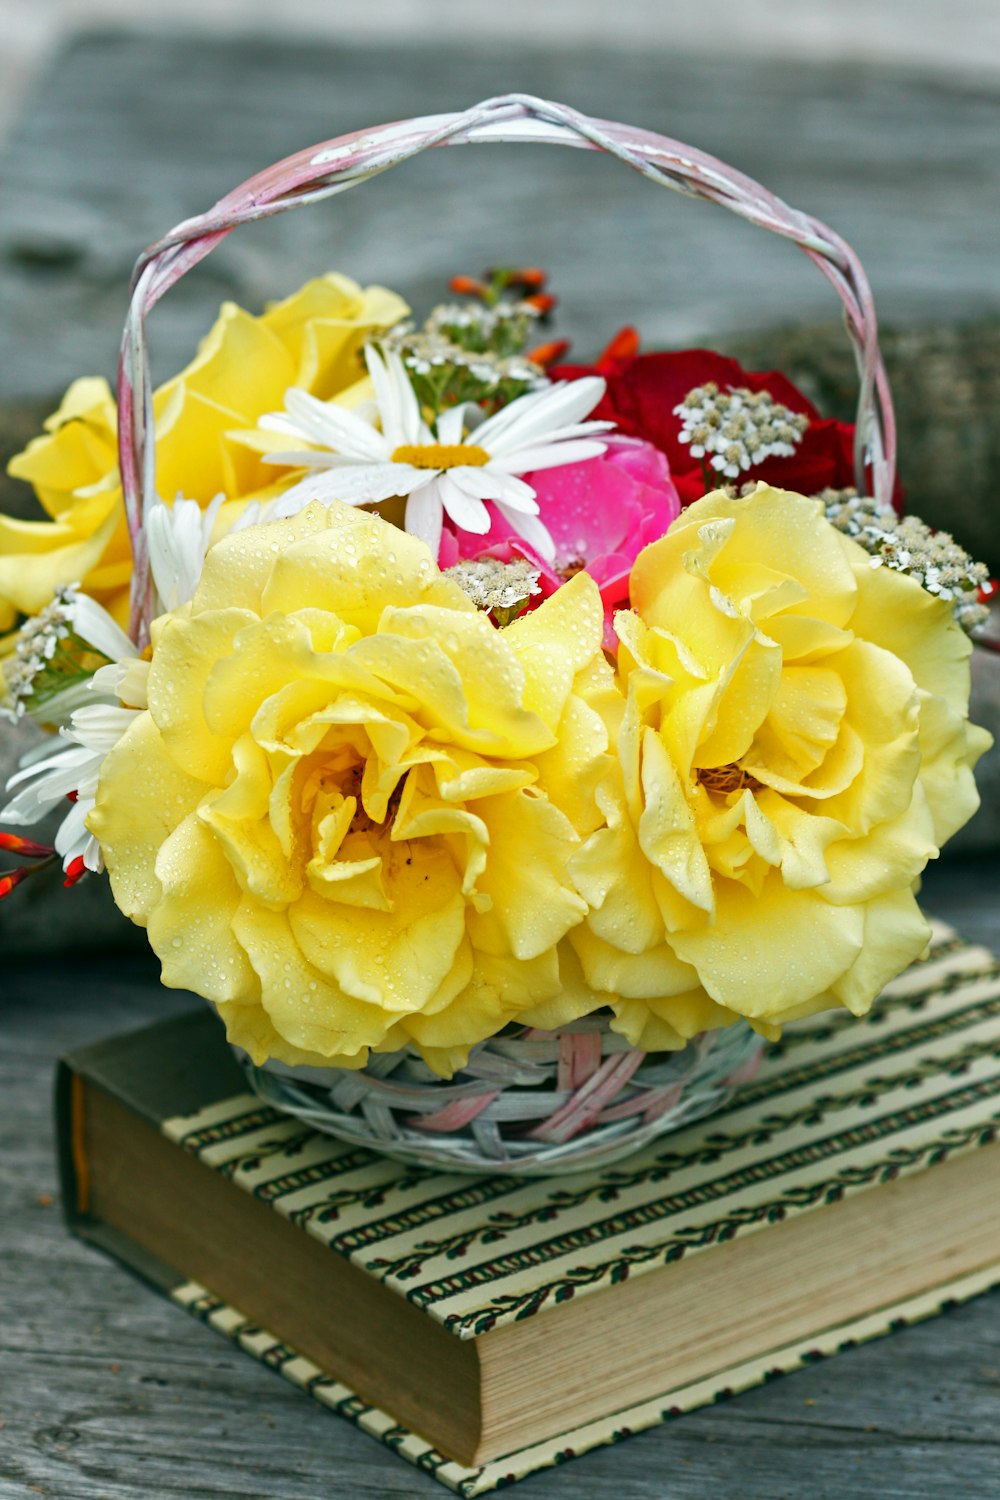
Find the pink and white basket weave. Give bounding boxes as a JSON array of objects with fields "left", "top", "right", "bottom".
[{"left": 120, "top": 95, "right": 896, "bottom": 1174}]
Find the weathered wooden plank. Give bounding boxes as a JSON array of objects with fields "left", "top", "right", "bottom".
[{"left": 1, "top": 32, "right": 998, "bottom": 406}]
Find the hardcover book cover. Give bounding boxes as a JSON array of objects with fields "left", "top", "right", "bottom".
[{"left": 57, "top": 919, "right": 1000, "bottom": 1493}]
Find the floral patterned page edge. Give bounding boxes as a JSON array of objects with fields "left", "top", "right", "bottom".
[{"left": 172, "top": 1265, "right": 1000, "bottom": 1495}]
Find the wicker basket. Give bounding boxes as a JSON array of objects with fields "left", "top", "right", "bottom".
[
  {"left": 237, "top": 1019, "right": 764, "bottom": 1175},
  {"left": 118, "top": 96, "right": 895, "bottom": 1175}
]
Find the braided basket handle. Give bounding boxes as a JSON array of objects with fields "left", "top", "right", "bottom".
[{"left": 119, "top": 93, "right": 896, "bottom": 642}]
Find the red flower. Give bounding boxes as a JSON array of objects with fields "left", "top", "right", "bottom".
[{"left": 554, "top": 342, "right": 899, "bottom": 509}]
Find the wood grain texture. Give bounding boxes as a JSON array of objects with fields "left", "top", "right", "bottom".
[
  {"left": 1, "top": 31, "right": 998, "bottom": 406},
  {"left": 2, "top": 29, "right": 1000, "bottom": 1498}
]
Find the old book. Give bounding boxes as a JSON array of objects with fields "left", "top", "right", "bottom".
[{"left": 57, "top": 919, "right": 1000, "bottom": 1494}]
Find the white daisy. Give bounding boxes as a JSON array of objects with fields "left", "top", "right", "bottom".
[
  {"left": 145, "top": 490, "right": 264, "bottom": 614},
  {"left": 257, "top": 346, "right": 612, "bottom": 559},
  {"left": 2, "top": 487, "right": 263, "bottom": 876},
  {"left": 1, "top": 592, "right": 147, "bottom": 876}
]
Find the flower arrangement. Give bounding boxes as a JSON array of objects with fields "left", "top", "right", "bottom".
[{"left": 0, "top": 99, "right": 992, "bottom": 1170}]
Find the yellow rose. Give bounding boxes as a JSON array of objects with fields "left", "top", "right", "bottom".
[
  {"left": 570, "top": 484, "right": 991, "bottom": 1051},
  {"left": 2, "top": 274, "right": 408, "bottom": 628},
  {"left": 89, "top": 501, "right": 612, "bottom": 1075}
]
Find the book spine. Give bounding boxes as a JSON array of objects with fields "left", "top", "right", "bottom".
[{"left": 54, "top": 1059, "right": 186, "bottom": 1295}]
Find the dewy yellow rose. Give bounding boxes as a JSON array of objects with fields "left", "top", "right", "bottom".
[
  {"left": 89, "top": 501, "right": 612, "bottom": 1076},
  {"left": 1, "top": 274, "right": 407, "bottom": 629},
  {"left": 570, "top": 484, "right": 991, "bottom": 1051}
]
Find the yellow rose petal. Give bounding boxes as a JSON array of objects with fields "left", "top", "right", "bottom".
[
  {"left": 639, "top": 728, "right": 714, "bottom": 912},
  {"left": 290, "top": 840, "right": 467, "bottom": 1013},
  {"left": 260, "top": 273, "right": 408, "bottom": 394},
  {"left": 148, "top": 813, "right": 261, "bottom": 1003},
  {"left": 0, "top": 499, "right": 120, "bottom": 615},
  {"left": 232, "top": 900, "right": 396, "bottom": 1059},
  {"left": 570, "top": 920, "right": 701, "bottom": 1002},
  {"left": 261, "top": 510, "right": 468, "bottom": 629},
  {"left": 148, "top": 607, "right": 258, "bottom": 782},
  {"left": 912, "top": 689, "right": 991, "bottom": 846},
  {"left": 198, "top": 736, "right": 304, "bottom": 908},
  {"left": 669, "top": 877, "right": 865, "bottom": 1017},
  {"left": 217, "top": 1000, "right": 368, "bottom": 1071},
  {"left": 503, "top": 569, "right": 605, "bottom": 730},
  {"left": 471, "top": 789, "right": 587, "bottom": 961},
  {"left": 89, "top": 713, "right": 207, "bottom": 925},
  {"left": 831, "top": 888, "right": 931, "bottom": 1015}
]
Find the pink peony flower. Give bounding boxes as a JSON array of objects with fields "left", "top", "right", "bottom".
[{"left": 438, "top": 437, "right": 681, "bottom": 646}]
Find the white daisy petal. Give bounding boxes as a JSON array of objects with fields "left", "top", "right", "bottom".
[
  {"left": 310, "top": 463, "right": 425, "bottom": 504},
  {"left": 70, "top": 703, "right": 138, "bottom": 754},
  {"left": 268, "top": 463, "right": 415, "bottom": 519},
  {"left": 260, "top": 450, "right": 358, "bottom": 471},
  {"left": 3, "top": 744, "right": 97, "bottom": 821},
  {"left": 390, "top": 350, "right": 428, "bottom": 447},
  {"left": 33, "top": 679, "right": 107, "bottom": 726},
  {"left": 367, "top": 346, "right": 424, "bottom": 448},
  {"left": 493, "top": 503, "right": 557, "bottom": 561},
  {"left": 1, "top": 585, "right": 143, "bottom": 871},
  {"left": 404, "top": 483, "right": 444, "bottom": 555},
  {"left": 483, "top": 471, "right": 536, "bottom": 506},
  {"left": 449, "top": 469, "right": 541, "bottom": 516},
  {"left": 436, "top": 404, "right": 468, "bottom": 446},
  {"left": 489, "top": 438, "right": 609, "bottom": 474},
  {"left": 438, "top": 475, "right": 491, "bottom": 534},
  {"left": 68, "top": 595, "right": 137, "bottom": 663},
  {"left": 475, "top": 377, "right": 607, "bottom": 452},
  {"left": 81, "top": 832, "right": 105, "bottom": 874},
  {"left": 447, "top": 467, "right": 511, "bottom": 503},
  {"left": 147, "top": 493, "right": 226, "bottom": 614},
  {"left": 55, "top": 797, "right": 92, "bottom": 859},
  {"left": 91, "top": 658, "right": 150, "bottom": 711},
  {"left": 17, "top": 737, "right": 72, "bottom": 770},
  {"left": 364, "top": 345, "right": 403, "bottom": 446},
  {"left": 521, "top": 420, "right": 615, "bottom": 444},
  {"left": 273, "top": 388, "right": 388, "bottom": 462}
]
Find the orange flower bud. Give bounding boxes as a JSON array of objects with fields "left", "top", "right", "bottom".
[
  {"left": 449, "top": 275, "right": 487, "bottom": 298},
  {"left": 526, "top": 339, "right": 571, "bottom": 369}
]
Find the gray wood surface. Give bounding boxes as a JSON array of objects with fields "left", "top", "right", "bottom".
[
  {"left": 2, "top": 28, "right": 1000, "bottom": 1500},
  {"left": 1, "top": 31, "right": 998, "bottom": 403}
]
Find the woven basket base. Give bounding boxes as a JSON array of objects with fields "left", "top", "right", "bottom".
[{"left": 237, "top": 1019, "right": 764, "bottom": 1176}]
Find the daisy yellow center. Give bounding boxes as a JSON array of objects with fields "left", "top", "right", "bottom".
[{"left": 391, "top": 442, "right": 490, "bottom": 470}]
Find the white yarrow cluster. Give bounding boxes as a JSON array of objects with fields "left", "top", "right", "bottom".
[
  {"left": 1, "top": 585, "right": 138, "bottom": 725},
  {"left": 1, "top": 591, "right": 146, "bottom": 874},
  {"left": 674, "top": 383, "right": 809, "bottom": 478},
  {"left": 424, "top": 299, "right": 542, "bottom": 339},
  {"left": 381, "top": 326, "right": 547, "bottom": 390},
  {"left": 822, "top": 490, "right": 990, "bottom": 634},
  {"left": 444, "top": 558, "right": 542, "bottom": 619},
  {"left": 1, "top": 585, "right": 75, "bottom": 718}
]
